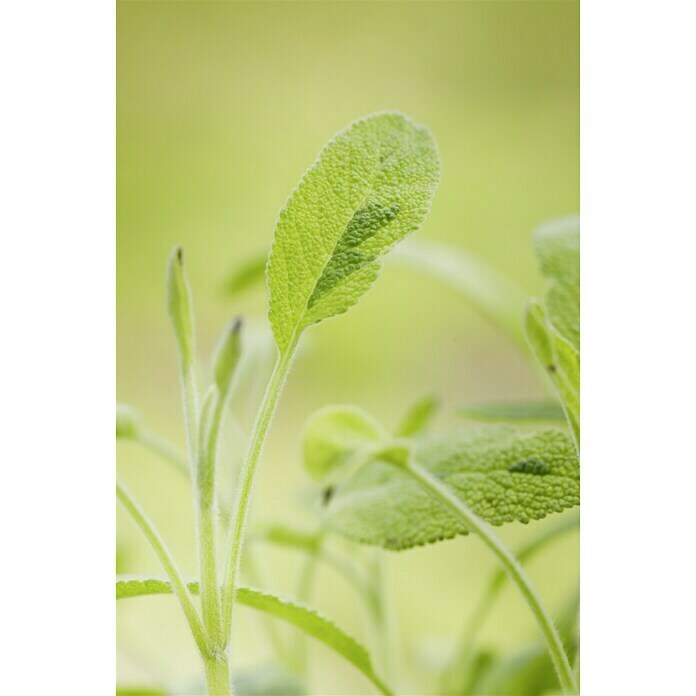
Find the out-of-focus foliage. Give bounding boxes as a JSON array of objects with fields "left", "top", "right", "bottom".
[{"left": 458, "top": 400, "right": 566, "bottom": 424}]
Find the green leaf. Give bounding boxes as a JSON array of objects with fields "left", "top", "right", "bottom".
[
  {"left": 320, "top": 426, "right": 579, "bottom": 550},
  {"left": 267, "top": 112, "right": 440, "bottom": 354},
  {"left": 534, "top": 216, "right": 580, "bottom": 352},
  {"left": 303, "top": 405, "right": 388, "bottom": 483},
  {"left": 254, "top": 523, "right": 322, "bottom": 555},
  {"left": 525, "top": 301, "right": 580, "bottom": 450},
  {"left": 393, "top": 239, "right": 528, "bottom": 350},
  {"left": 166, "top": 247, "right": 196, "bottom": 369},
  {"left": 213, "top": 317, "right": 243, "bottom": 400},
  {"left": 458, "top": 400, "right": 566, "bottom": 424},
  {"left": 394, "top": 395, "right": 439, "bottom": 436},
  {"left": 117, "top": 578, "right": 392, "bottom": 695}
]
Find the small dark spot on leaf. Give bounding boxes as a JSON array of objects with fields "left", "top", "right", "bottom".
[
  {"left": 508, "top": 459, "right": 549, "bottom": 475},
  {"left": 547, "top": 364, "right": 557, "bottom": 373}
]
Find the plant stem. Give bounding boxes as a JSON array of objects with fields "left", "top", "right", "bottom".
[
  {"left": 178, "top": 360, "right": 225, "bottom": 660},
  {"left": 116, "top": 480, "right": 211, "bottom": 657},
  {"left": 197, "top": 389, "right": 224, "bottom": 650},
  {"left": 204, "top": 653, "right": 231, "bottom": 696},
  {"left": 440, "top": 511, "right": 580, "bottom": 693},
  {"left": 403, "top": 460, "right": 578, "bottom": 695},
  {"left": 221, "top": 338, "right": 298, "bottom": 645}
]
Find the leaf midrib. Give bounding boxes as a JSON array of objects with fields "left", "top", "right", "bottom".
[{"left": 294, "top": 143, "right": 385, "bottom": 334}]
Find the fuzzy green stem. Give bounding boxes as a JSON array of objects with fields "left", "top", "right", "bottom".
[
  {"left": 176, "top": 347, "right": 227, "bottom": 671},
  {"left": 403, "top": 459, "right": 578, "bottom": 695},
  {"left": 197, "top": 388, "right": 224, "bottom": 649},
  {"left": 441, "top": 511, "right": 580, "bottom": 693},
  {"left": 116, "top": 480, "right": 211, "bottom": 657},
  {"left": 204, "top": 653, "right": 231, "bottom": 696},
  {"left": 221, "top": 338, "right": 298, "bottom": 644}
]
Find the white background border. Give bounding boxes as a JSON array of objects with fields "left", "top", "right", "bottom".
[
  {"left": 0, "top": 0, "right": 115, "bottom": 690},
  {"left": 582, "top": 0, "right": 695, "bottom": 692}
]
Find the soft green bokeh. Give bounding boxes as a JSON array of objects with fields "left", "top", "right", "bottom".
[{"left": 117, "top": 2, "right": 578, "bottom": 693}]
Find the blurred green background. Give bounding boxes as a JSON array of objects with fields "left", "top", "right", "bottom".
[{"left": 117, "top": 1, "right": 578, "bottom": 693}]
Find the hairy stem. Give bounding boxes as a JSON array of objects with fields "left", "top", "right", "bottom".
[
  {"left": 116, "top": 480, "right": 211, "bottom": 657},
  {"left": 177, "top": 359, "right": 226, "bottom": 666},
  {"left": 197, "top": 389, "right": 224, "bottom": 649},
  {"left": 403, "top": 460, "right": 578, "bottom": 695},
  {"left": 441, "top": 511, "right": 580, "bottom": 692},
  {"left": 204, "top": 653, "right": 231, "bottom": 696},
  {"left": 221, "top": 338, "right": 298, "bottom": 645}
]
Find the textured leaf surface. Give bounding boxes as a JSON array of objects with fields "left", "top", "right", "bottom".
[
  {"left": 458, "top": 400, "right": 566, "bottom": 424},
  {"left": 321, "top": 427, "right": 579, "bottom": 550},
  {"left": 116, "top": 578, "right": 391, "bottom": 695},
  {"left": 267, "top": 112, "right": 440, "bottom": 353}
]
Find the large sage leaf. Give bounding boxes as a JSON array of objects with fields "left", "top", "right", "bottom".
[
  {"left": 117, "top": 578, "right": 391, "bottom": 695},
  {"left": 309, "top": 416, "right": 578, "bottom": 550},
  {"left": 267, "top": 112, "right": 440, "bottom": 354}
]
